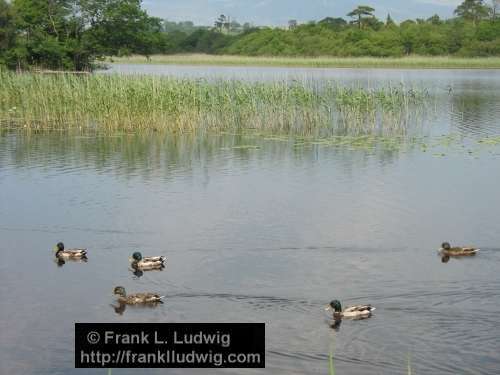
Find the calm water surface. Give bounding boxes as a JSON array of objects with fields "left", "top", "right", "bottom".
[{"left": 1, "top": 66, "right": 500, "bottom": 375}]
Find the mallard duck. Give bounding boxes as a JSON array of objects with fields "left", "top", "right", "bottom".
[
  {"left": 129, "top": 251, "right": 165, "bottom": 270},
  {"left": 53, "top": 242, "right": 87, "bottom": 259},
  {"left": 325, "top": 300, "right": 375, "bottom": 318},
  {"left": 440, "top": 242, "right": 479, "bottom": 256},
  {"left": 113, "top": 286, "right": 164, "bottom": 305}
]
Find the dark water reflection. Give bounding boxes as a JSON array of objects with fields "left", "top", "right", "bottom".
[{"left": 1, "top": 69, "right": 500, "bottom": 375}]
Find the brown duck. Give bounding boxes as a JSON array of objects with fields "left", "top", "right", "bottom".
[
  {"left": 440, "top": 242, "right": 479, "bottom": 256},
  {"left": 113, "top": 286, "right": 164, "bottom": 305},
  {"left": 53, "top": 242, "right": 87, "bottom": 259}
]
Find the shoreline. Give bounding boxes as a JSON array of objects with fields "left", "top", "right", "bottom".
[{"left": 107, "top": 54, "right": 500, "bottom": 70}]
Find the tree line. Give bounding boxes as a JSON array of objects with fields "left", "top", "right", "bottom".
[
  {"left": 1, "top": 0, "right": 499, "bottom": 71},
  {"left": 223, "top": 1, "right": 500, "bottom": 58}
]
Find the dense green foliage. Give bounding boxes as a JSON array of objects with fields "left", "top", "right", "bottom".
[
  {"left": 0, "top": 0, "right": 167, "bottom": 70},
  {"left": 159, "top": 1, "right": 500, "bottom": 58},
  {"left": 1, "top": 0, "right": 500, "bottom": 70},
  {"left": 223, "top": 10, "right": 500, "bottom": 57}
]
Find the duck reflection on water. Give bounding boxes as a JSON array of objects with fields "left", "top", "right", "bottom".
[
  {"left": 54, "top": 257, "right": 88, "bottom": 267},
  {"left": 110, "top": 301, "right": 164, "bottom": 315},
  {"left": 329, "top": 317, "right": 342, "bottom": 331},
  {"left": 129, "top": 266, "right": 164, "bottom": 278}
]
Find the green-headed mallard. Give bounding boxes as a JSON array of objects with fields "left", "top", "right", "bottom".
[
  {"left": 325, "top": 300, "right": 375, "bottom": 319},
  {"left": 129, "top": 251, "right": 165, "bottom": 270},
  {"left": 53, "top": 242, "right": 87, "bottom": 259},
  {"left": 113, "top": 286, "right": 164, "bottom": 305},
  {"left": 440, "top": 242, "right": 479, "bottom": 256}
]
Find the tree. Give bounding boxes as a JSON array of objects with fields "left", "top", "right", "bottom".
[
  {"left": 319, "top": 17, "right": 347, "bottom": 30},
  {"left": 3, "top": 0, "right": 166, "bottom": 70},
  {"left": 82, "top": 0, "right": 163, "bottom": 56},
  {"left": 214, "top": 14, "right": 230, "bottom": 33},
  {"left": 490, "top": 0, "right": 500, "bottom": 18},
  {"left": 385, "top": 14, "right": 395, "bottom": 27},
  {"left": 427, "top": 14, "right": 442, "bottom": 25},
  {"left": 0, "top": 0, "right": 14, "bottom": 50},
  {"left": 454, "top": 0, "right": 489, "bottom": 25},
  {"left": 242, "top": 22, "right": 252, "bottom": 31},
  {"left": 10, "top": 0, "right": 77, "bottom": 69},
  {"left": 230, "top": 20, "right": 241, "bottom": 33},
  {"left": 347, "top": 5, "right": 375, "bottom": 29}
]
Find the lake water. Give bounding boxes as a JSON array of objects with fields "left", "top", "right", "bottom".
[{"left": 1, "top": 65, "right": 500, "bottom": 375}]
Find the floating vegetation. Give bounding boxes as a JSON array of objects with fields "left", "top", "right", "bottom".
[
  {"left": 478, "top": 136, "right": 500, "bottom": 145},
  {"left": 0, "top": 71, "right": 430, "bottom": 135},
  {"left": 231, "top": 145, "right": 260, "bottom": 149}
]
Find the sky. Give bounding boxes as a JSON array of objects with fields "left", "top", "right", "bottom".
[{"left": 142, "top": 0, "right": 466, "bottom": 26}]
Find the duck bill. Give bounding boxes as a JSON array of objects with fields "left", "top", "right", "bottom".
[{"left": 325, "top": 305, "right": 332, "bottom": 311}]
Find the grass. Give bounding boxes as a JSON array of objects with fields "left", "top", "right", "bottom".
[
  {"left": 328, "top": 347, "right": 414, "bottom": 375},
  {"left": 0, "top": 71, "right": 429, "bottom": 135},
  {"left": 109, "top": 54, "right": 500, "bottom": 69}
]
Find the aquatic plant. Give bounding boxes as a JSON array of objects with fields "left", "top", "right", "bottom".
[
  {"left": 478, "top": 136, "right": 500, "bottom": 145},
  {"left": 329, "top": 348, "right": 335, "bottom": 375},
  {"left": 0, "top": 71, "right": 429, "bottom": 135}
]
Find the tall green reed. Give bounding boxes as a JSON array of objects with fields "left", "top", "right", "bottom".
[{"left": 0, "top": 71, "right": 429, "bottom": 136}]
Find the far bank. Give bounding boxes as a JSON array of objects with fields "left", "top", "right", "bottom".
[{"left": 108, "top": 54, "right": 500, "bottom": 69}]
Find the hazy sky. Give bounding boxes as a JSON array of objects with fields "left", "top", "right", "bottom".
[{"left": 142, "top": 0, "right": 465, "bottom": 26}]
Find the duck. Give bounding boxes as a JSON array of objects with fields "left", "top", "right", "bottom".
[
  {"left": 440, "top": 242, "right": 479, "bottom": 256},
  {"left": 129, "top": 251, "right": 165, "bottom": 270},
  {"left": 325, "top": 300, "right": 375, "bottom": 319},
  {"left": 53, "top": 242, "right": 87, "bottom": 259},
  {"left": 113, "top": 286, "right": 164, "bottom": 305}
]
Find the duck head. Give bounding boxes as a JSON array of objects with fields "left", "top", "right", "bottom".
[
  {"left": 53, "top": 242, "right": 65, "bottom": 256},
  {"left": 326, "top": 300, "right": 342, "bottom": 313},
  {"left": 131, "top": 252, "right": 143, "bottom": 261},
  {"left": 441, "top": 242, "right": 451, "bottom": 250},
  {"left": 53, "top": 242, "right": 64, "bottom": 252},
  {"left": 114, "top": 286, "right": 126, "bottom": 297}
]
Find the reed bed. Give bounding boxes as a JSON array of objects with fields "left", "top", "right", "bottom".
[
  {"left": 111, "top": 54, "right": 500, "bottom": 69},
  {"left": 0, "top": 71, "right": 429, "bottom": 135}
]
